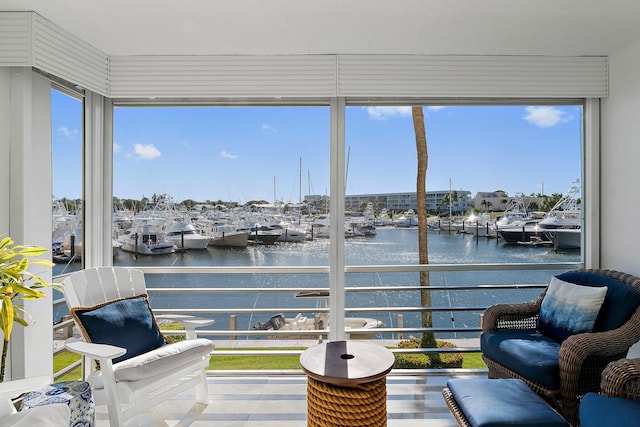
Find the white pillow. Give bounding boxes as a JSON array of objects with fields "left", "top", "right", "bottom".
[{"left": 0, "top": 404, "right": 70, "bottom": 427}]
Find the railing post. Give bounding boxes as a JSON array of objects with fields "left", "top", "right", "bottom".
[
  {"left": 229, "top": 314, "right": 237, "bottom": 340},
  {"left": 397, "top": 314, "right": 403, "bottom": 340}
]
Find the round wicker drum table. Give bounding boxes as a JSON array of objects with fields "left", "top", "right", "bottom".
[{"left": 300, "top": 340, "right": 395, "bottom": 427}]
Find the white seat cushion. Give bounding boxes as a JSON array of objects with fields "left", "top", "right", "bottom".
[{"left": 88, "top": 338, "right": 214, "bottom": 389}]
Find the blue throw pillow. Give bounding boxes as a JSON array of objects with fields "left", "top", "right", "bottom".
[
  {"left": 72, "top": 295, "right": 166, "bottom": 364},
  {"left": 557, "top": 271, "right": 640, "bottom": 331},
  {"left": 537, "top": 277, "right": 608, "bottom": 342}
]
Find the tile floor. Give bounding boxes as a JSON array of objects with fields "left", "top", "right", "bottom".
[{"left": 93, "top": 374, "right": 482, "bottom": 426}]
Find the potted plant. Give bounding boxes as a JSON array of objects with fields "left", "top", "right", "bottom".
[{"left": 0, "top": 236, "right": 54, "bottom": 382}]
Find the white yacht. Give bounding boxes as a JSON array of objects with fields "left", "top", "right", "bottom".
[
  {"left": 119, "top": 225, "right": 176, "bottom": 255},
  {"left": 166, "top": 220, "right": 211, "bottom": 250}
]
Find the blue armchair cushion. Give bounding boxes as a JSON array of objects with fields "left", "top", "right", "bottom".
[
  {"left": 447, "top": 378, "right": 568, "bottom": 427},
  {"left": 579, "top": 392, "right": 640, "bottom": 427},
  {"left": 480, "top": 330, "right": 562, "bottom": 390},
  {"left": 71, "top": 295, "right": 166, "bottom": 364},
  {"left": 557, "top": 271, "right": 640, "bottom": 332},
  {"left": 537, "top": 277, "right": 607, "bottom": 342}
]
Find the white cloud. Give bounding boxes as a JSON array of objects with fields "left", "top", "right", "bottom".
[
  {"left": 262, "top": 123, "right": 277, "bottom": 132},
  {"left": 220, "top": 150, "right": 238, "bottom": 159},
  {"left": 133, "top": 143, "right": 161, "bottom": 160},
  {"left": 523, "top": 106, "right": 571, "bottom": 128},
  {"left": 427, "top": 106, "right": 446, "bottom": 111},
  {"left": 365, "top": 106, "right": 412, "bottom": 120},
  {"left": 58, "top": 126, "right": 78, "bottom": 138},
  {"left": 113, "top": 143, "right": 122, "bottom": 153}
]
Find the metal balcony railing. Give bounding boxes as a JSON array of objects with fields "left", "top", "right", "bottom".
[{"left": 52, "top": 261, "right": 581, "bottom": 380}]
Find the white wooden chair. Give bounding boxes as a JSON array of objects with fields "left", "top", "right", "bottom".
[{"left": 61, "top": 267, "right": 214, "bottom": 427}]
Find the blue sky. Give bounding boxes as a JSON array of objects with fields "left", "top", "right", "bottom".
[{"left": 52, "top": 90, "right": 582, "bottom": 203}]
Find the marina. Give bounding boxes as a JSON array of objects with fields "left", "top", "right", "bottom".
[{"left": 52, "top": 183, "right": 583, "bottom": 340}]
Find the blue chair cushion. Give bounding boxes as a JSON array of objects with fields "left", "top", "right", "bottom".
[
  {"left": 557, "top": 271, "right": 640, "bottom": 332},
  {"left": 579, "top": 392, "right": 640, "bottom": 427},
  {"left": 71, "top": 295, "right": 166, "bottom": 364},
  {"left": 480, "top": 330, "right": 561, "bottom": 390},
  {"left": 537, "top": 277, "right": 608, "bottom": 342},
  {"left": 447, "top": 378, "right": 568, "bottom": 427}
]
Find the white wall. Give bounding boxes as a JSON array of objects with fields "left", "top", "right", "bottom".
[
  {"left": 0, "top": 68, "right": 53, "bottom": 380},
  {"left": 600, "top": 40, "right": 640, "bottom": 276}
]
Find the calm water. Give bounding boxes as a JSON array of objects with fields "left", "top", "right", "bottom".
[{"left": 54, "top": 227, "right": 581, "bottom": 339}]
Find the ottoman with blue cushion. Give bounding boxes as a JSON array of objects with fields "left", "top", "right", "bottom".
[{"left": 442, "top": 378, "right": 568, "bottom": 427}]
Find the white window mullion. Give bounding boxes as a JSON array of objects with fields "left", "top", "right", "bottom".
[
  {"left": 83, "top": 92, "right": 113, "bottom": 267},
  {"left": 583, "top": 98, "right": 600, "bottom": 268},
  {"left": 329, "top": 97, "right": 346, "bottom": 341}
]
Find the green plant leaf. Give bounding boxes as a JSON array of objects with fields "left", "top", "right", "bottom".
[
  {"left": 30, "top": 259, "right": 55, "bottom": 268},
  {"left": 10, "top": 283, "right": 46, "bottom": 299},
  {"left": 16, "top": 246, "right": 48, "bottom": 257}
]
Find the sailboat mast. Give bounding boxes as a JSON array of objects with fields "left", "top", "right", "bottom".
[{"left": 449, "top": 177, "right": 453, "bottom": 220}]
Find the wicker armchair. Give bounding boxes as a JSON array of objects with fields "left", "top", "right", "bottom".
[
  {"left": 579, "top": 358, "right": 640, "bottom": 427},
  {"left": 600, "top": 358, "right": 640, "bottom": 400},
  {"left": 481, "top": 269, "right": 640, "bottom": 426}
]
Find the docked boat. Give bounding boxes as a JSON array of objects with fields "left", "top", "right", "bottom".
[
  {"left": 253, "top": 290, "right": 383, "bottom": 339},
  {"left": 544, "top": 228, "right": 582, "bottom": 249},
  {"left": 166, "top": 221, "right": 211, "bottom": 250},
  {"left": 265, "top": 223, "right": 308, "bottom": 242},
  {"left": 393, "top": 210, "right": 418, "bottom": 227},
  {"left": 538, "top": 181, "right": 582, "bottom": 230},
  {"left": 312, "top": 214, "right": 358, "bottom": 238},
  {"left": 119, "top": 225, "right": 176, "bottom": 255},
  {"left": 497, "top": 219, "right": 549, "bottom": 244},
  {"left": 495, "top": 194, "right": 530, "bottom": 228},
  {"left": 247, "top": 224, "right": 281, "bottom": 245},
  {"left": 253, "top": 313, "right": 383, "bottom": 340},
  {"left": 208, "top": 224, "right": 250, "bottom": 248},
  {"left": 458, "top": 213, "right": 496, "bottom": 237}
]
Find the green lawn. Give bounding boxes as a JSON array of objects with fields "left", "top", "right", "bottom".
[
  {"left": 54, "top": 350, "right": 83, "bottom": 382},
  {"left": 208, "top": 348, "right": 487, "bottom": 370},
  {"left": 55, "top": 347, "right": 486, "bottom": 379}
]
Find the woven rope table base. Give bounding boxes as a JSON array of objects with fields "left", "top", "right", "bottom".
[{"left": 307, "top": 376, "right": 387, "bottom": 427}]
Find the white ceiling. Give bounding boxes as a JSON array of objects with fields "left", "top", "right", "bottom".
[{"left": 1, "top": 0, "right": 640, "bottom": 57}]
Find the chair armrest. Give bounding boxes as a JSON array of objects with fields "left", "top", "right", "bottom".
[
  {"left": 65, "top": 340, "right": 127, "bottom": 361},
  {"left": 600, "top": 358, "right": 640, "bottom": 400},
  {"left": 156, "top": 314, "right": 214, "bottom": 340},
  {"left": 560, "top": 305, "right": 640, "bottom": 370},
  {"left": 482, "top": 294, "right": 543, "bottom": 332}
]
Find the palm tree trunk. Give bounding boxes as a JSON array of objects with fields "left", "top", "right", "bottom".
[{"left": 412, "top": 106, "right": 440, "bottom": 362}]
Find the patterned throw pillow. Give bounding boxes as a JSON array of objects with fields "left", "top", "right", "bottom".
[
  {"left": 537, "top": 277, "right": 608, "bottom": 342},
  {"left": 71, "top": 294, "right": 166, "bottom": 364}
]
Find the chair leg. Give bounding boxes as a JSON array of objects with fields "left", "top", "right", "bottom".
[
  {"left": 195, "top": 370, "right": 209, "bottom": 405},
  {"left": 107, "top": 401, "right": 125, "bottom": 427}
]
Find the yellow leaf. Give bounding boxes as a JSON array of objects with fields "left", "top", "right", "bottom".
[
  {"left": 16, "top": 246, "right": 48, "bottom": 257},
  {"left": 10, "top": 283, "right": 45, "bottom": 299},
  {"left": 0, "top": 296, "right": 14, "bottom": 340},
  {"left": 30, "top": 259, "right": 55, "bottom": 268}
]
